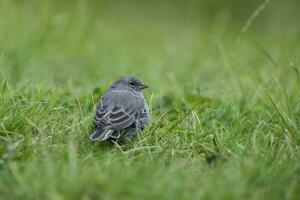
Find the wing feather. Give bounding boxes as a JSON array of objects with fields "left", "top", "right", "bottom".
[{"left": 93, "top": 90, "right": 143, "bottom": 131}]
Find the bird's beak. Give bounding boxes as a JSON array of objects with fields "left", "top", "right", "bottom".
[{"left": 139, "top": 84, "right": 149, "bottom": 90}]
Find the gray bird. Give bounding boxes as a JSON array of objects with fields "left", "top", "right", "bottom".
[{"left": 90, "top": 76, "right": 149, "bottom": 143}]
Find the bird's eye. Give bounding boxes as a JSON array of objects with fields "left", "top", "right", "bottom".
[{"left": 129, "top": 82, "right": 135, "bottom": 86}]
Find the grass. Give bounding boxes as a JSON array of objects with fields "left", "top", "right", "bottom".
[{"left": 0, "top": 0, "right": 300, "bottom": 199}]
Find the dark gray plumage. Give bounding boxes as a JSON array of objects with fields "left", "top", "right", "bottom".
[{"left": 90, "top": 76, "right": 149, "bottom": 143}]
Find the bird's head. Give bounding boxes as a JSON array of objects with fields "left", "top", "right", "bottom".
[{"left": 110, "top": 76, "right": 149, "bottom": 93}]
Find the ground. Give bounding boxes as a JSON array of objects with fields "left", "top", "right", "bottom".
[{"left": 0, "top": 0, "right": 300, "bottom": 199}]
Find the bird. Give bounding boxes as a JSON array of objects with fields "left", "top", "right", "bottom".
[{"left": 89, "top": 76, "right": 149, "bottom": 143}]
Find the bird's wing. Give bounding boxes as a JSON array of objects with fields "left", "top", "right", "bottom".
[{"left": 93, "top": 90, "right": 143, "bottom": 130}]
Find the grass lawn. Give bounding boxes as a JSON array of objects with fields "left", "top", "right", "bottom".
[{"left": 0, "top": 0, "right": 300, "bottom": 199}]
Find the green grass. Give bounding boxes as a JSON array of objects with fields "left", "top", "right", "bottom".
[{"left": 0, "top": 0, "right": 300, "bottom": 199}]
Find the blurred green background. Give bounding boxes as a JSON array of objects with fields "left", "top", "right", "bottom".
[
  {"left": 0, "top": 0, "right": 300, "bottom": 199},
  {"left": 1, "top": 0, "right": 299, "bottom": 90}
]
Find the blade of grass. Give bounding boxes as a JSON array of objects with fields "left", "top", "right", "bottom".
[
  {"left": 266, "top": 92, "right": 298, "bottom": 133},
  {"left": 168, "top": 101, "right": 201, "bottom": 132}
]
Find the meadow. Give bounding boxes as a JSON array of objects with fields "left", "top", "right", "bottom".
[{"left": 0, "top": 0, "right": 300, "bottom": 199}]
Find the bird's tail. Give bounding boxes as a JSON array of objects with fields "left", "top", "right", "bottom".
[{"left": 89, "top": 128, "right": 113, "bottom": 141}]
